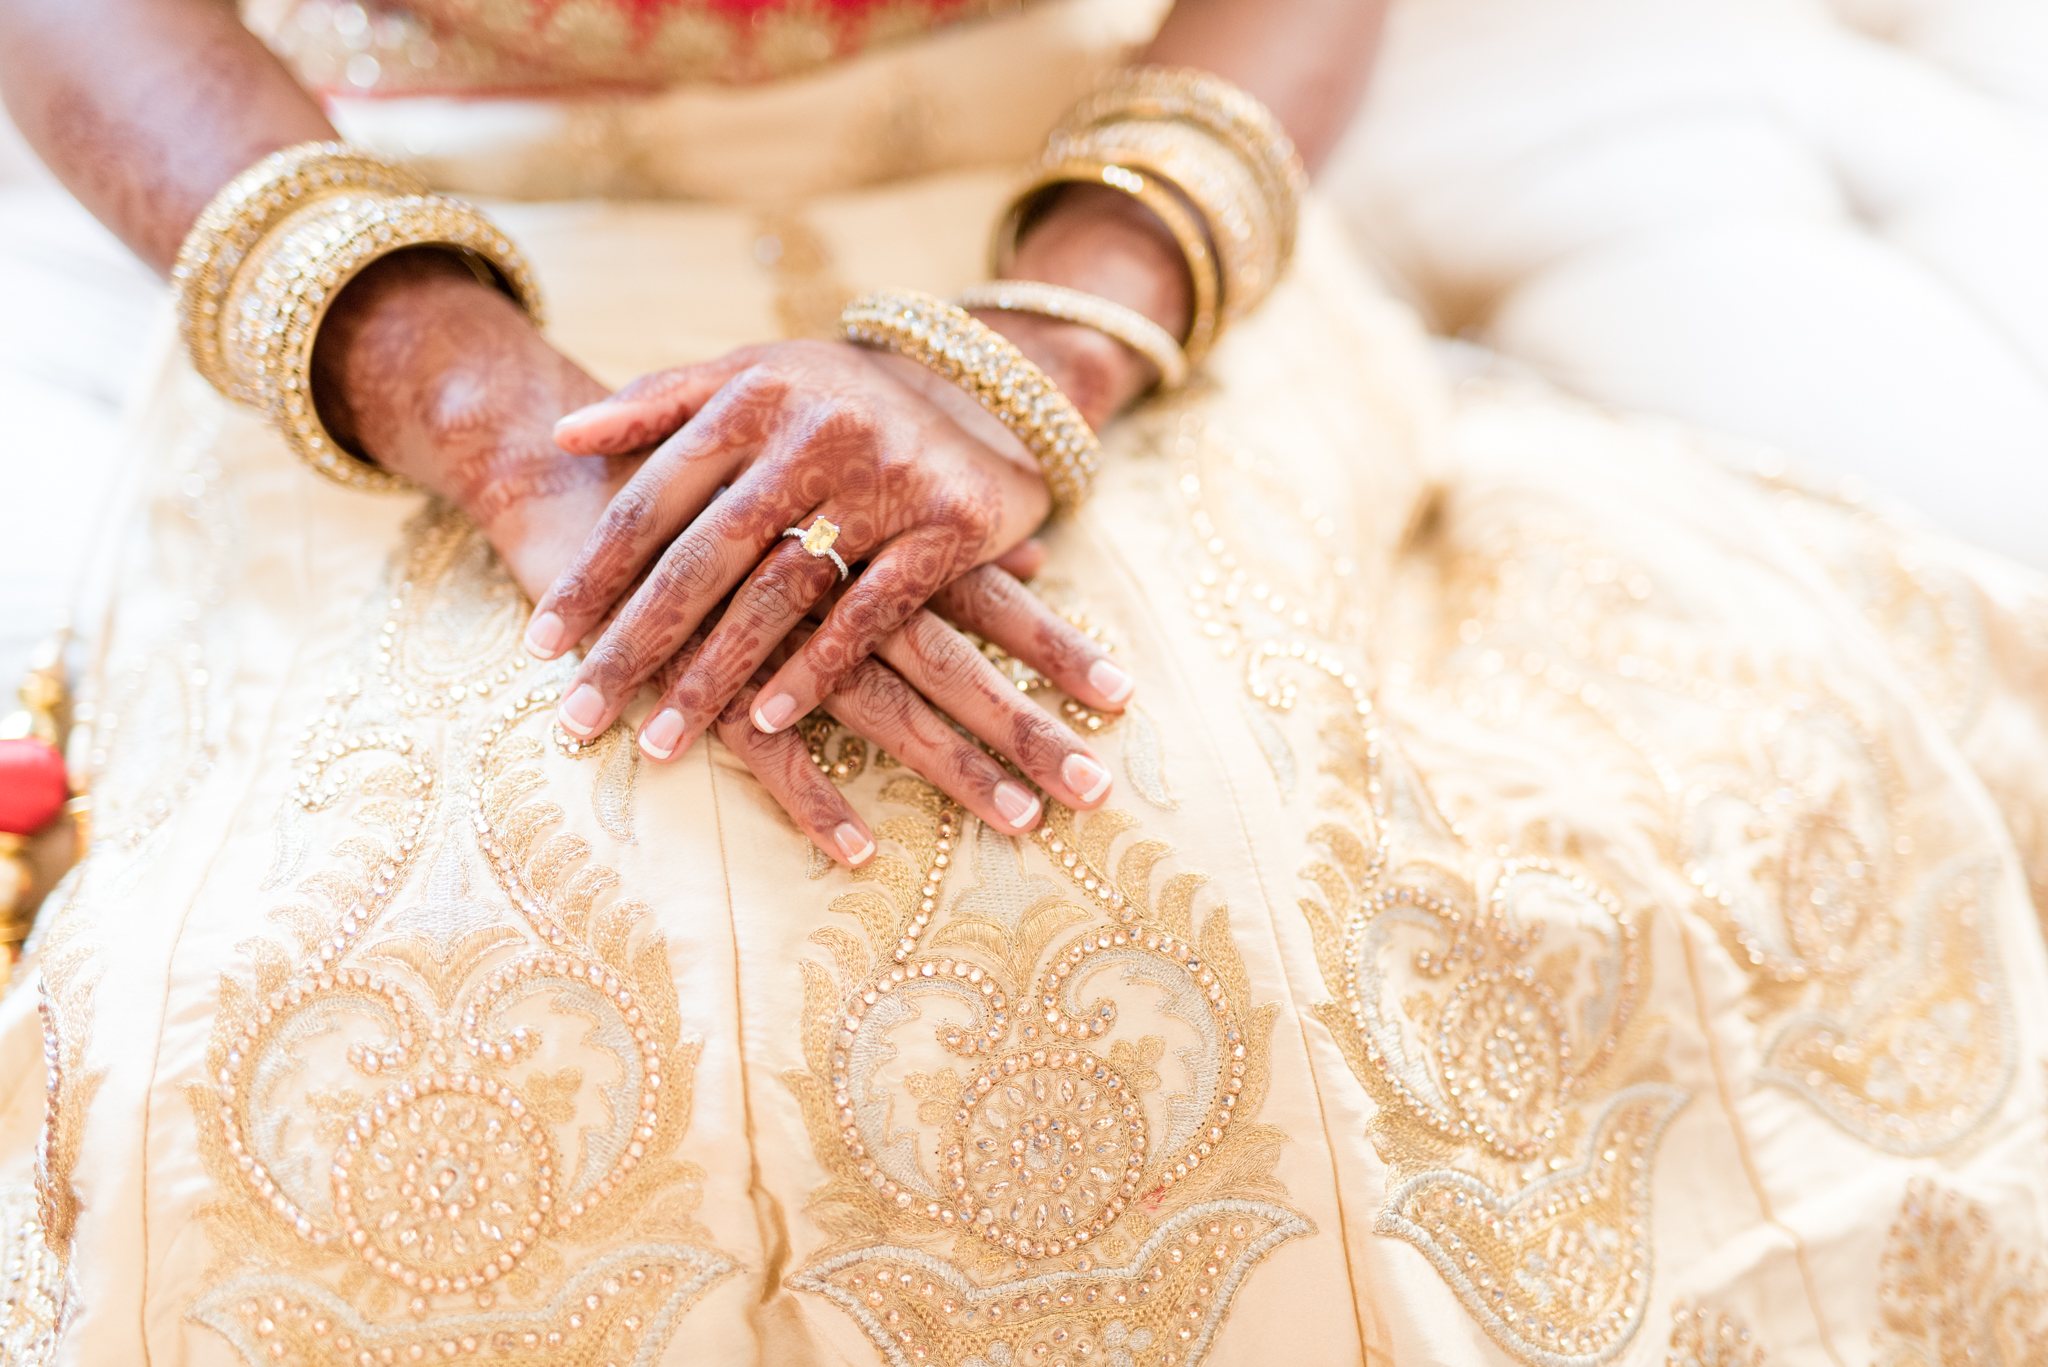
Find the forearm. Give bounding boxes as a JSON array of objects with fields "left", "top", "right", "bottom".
[{"left": 0, "top": 0, "right": 333, "bottom": 274}]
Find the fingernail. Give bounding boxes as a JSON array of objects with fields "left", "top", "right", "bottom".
[
  {"left": 834, "top": 822, "right": 875, "bottom": 866},
  {"left": 993, "top": 780, "right": 1042, "bottom": 830},
  {"left": 1088, "top": 658, "right": 1134, "bottom": 705},
  {"left": 524, "top": 610, "right": 566, "bottom": 659},
  {"left": 640, "top": 708, "right": 685, "bottom": 760},
  {"left": 1062, "top": 752, "right": 1112, "bottom": 804},
  {"left": 552, "top": 400, "right": 611, "bottom": 433},
  {"left": 753, "top": 692, "right": 797, "bottom": 733},
  {"left": 558, "top": 683, "right": 605, "bottom": 737}
]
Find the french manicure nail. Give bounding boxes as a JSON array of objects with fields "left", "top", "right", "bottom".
[
  {"left": 1088, "top": 658, "right": 1135, "bottom": 705},
  {"left": 993, "top": 780, "right": 1041, "bottom": 830},
  {"left": 559, "top": 683, "right": 605, "bottom": 737},
  {"left": 834, "top": 822, "right": 875, "bottom": 866},
  {"left": 640, "top": 708, "right": 685, "bottom": 760},
  {"left": 524, "top": 610, "right": 567, "bottom": 659},
  {"left": 552, "top": 400, "right": 612, "bottom": 432},
  {"left": 754, "top": 692, "right": 798, "bottom": 733},
  {"left": 1062, "top": 752, "right": 1112, "bottom": 804}
]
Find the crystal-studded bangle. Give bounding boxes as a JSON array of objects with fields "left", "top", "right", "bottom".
[
  {"left": 219, "top": 192, "right": 545, "bottom": 493},
  {"left": 1059, "top": 66, "right": 1306, "bottom": 270},
  {"left": 171, "top": 141, "right": 428, "bottom": 404},
  {"left": 992, "top": 157, "right": 1222, "bottom": 367},
  {"left": 842, "top": 290, "right": 1101, "bottom": 519},
  {"left": 1050, "top": 117, "right": 1280, "bottom": 331},
  {"left": 957, "top": 279, "right": 1188, "bottom": 392}
]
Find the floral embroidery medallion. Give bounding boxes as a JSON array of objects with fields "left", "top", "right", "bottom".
[
  {"left": 785, "top": 773, "right": 1309, "bottom": 1367},
  {"left": 186, "top": 507, "right": 734, "bottom": 1365},
  {"left": 1164, "top": 416, "right": 1683, "bottom": 1367}
]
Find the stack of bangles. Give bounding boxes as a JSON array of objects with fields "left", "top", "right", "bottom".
[
  {"left": 844, "top": 66, "right": 1304, "bottom": 521},
  {"left": 171, "top": 140, "right": 544, "bottom": 492}
]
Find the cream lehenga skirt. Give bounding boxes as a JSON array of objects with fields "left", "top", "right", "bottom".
[{"left": 7, "top": 3, "right": 2048, "bottom": 1363}]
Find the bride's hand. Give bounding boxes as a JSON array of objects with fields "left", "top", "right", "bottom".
[
  {"left": 314, "top": 256, "right": 1128, "bottom": 860},
  {"left": 521, "top": 340, "right": 1134, "bottom": 775}
]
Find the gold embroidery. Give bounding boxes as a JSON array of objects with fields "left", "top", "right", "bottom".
[
  {"left": 1874, "top": 1179, "right": 2048, "bottom": 1367},
  {"left": 0, "top": 1186, "right": 66, "bottom": 1366},
  {"left": 259, "top": 0, "right": 1043, "bottom": 96},
  {"left": 1666, "top": 1301, "right": 1762, "bottom": 1367},
  {"left": 1166, "top": 415, "right": 1681, "bottom": 1366},
  {"left": 1424, "top": 491, "right": 2014, "bottom": 1155},
  {"left": 185, "top": 507, "right": 735, "bottom": 1365},
  {"left": 785, "top": 771, "right": 1309, "bottom": 1366}
]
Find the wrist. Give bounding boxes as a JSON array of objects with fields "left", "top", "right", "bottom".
[
  {"left": 312, "top": 250, "right": 626, "bottom": 593},
  {"left": 982, "top": 182, "right": 1195, "bottom": 428}
]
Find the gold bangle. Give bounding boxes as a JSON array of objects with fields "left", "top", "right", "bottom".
[
  {"left": 992, "top": 158, "right": 1221, "bottom": 367},
  {"left": 958, "top": 280, "right": 1189, "bottom": 392},
  {"left": 220, "top": 192, "right": 545, "bottom": 493},
  {"left": 1052, "top": 118, "right": 1280, "bottom": 329},
  {"left": 171, "top": 141, "right": 427, "bottom": 404},
  {"left": 842, "top": 290, "right": 1100, "bottom": 518},
  {"left": 1061, "top": 67, "right": 1306, "bottom": 268}
]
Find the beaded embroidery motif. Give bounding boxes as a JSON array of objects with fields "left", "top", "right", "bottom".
[
  {"left": 1874, "top": 1179, "right": 2048, "bottom": 1367},
  {"left": 1416, "top": 419, "right": 2015, "bottom": 1156},
  {"left": 1164, "top": 415, "right": 1684, "bottom": 1367},
  {"left": 185, "top": 507, "right": 735, "bottom": 1365},
  {"left": 784, "top": 774, "right": 1310, "bottom": 1366}
]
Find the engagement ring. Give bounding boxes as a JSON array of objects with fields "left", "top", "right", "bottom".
[{"left": 784, "top": 516, "right": 849, "bottom": 580}]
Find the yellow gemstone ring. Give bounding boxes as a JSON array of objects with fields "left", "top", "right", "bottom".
[{"left": 783, "top": 516, "right": 849, "bottom": 581}]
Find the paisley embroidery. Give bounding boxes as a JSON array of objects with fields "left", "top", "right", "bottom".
[
  {"left": 1874, "top": 1179, "right": 2048, "bottom": 1367},
  {"left": 1427, "top": 507, "right": 2016, "bottom": 1156},
  {"left": 785, "top": 773, "right": 1309, "bottom": 1366},
  {"left": 1164, "top": 415, "right": 1681, "bottom": 1366},
  {"left": 185, "top": 507, "right": 734, "bottom": 1365}
]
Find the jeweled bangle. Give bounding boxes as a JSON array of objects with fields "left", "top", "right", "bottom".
[
  {"left": 171, "top": 141, "right": 427, "bottom": 404},
  {"left": 842, "top": 290, "right": 1101, "bottom": 518},
  {"left": 1060, "top": 67, "right": 1306, "bottom": 268},
  {"left": 1052, "top": 117, "right": 1280, "bottom": 330},
  {"left": 958, "top": 280, "right": 1188, "bottom": 392},
  {"left": 992, "top": 158, "right": 1221, "bottom": 367},
  {"left": 219, "top": 192, "right": 545, "bottom": 493}
]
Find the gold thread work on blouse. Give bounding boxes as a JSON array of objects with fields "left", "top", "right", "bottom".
[
  {"left": 173, "top": 140, "right": 544, "bottom": 493},
  {"left": 843, "top": 290, "right": 1100, "bottom": 518}
]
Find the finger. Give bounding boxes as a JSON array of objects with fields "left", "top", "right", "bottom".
[
  {"left": 552, "top": 349, "right": 766, "bottom": 456},
  {"left": 555, "top": 482, "right": 856, "bottom": 741},
  {"left": 823, "top": 656, "right": 1046, "bottom": 834},
  {"left": 992, "top": 539, "right": 1046, "bottom": 580},
  {"left": 878, "top": 608, "right": 1113, "bottom": 809},
  {"left": 527, "top": 373, "right": 777, "bottom": 664},
  {"left": 636, "top": 535, "right": 843, "bottom": 762},
  {"left": 751, "top": 529, "right": 966, "bottom": 737},
  {"left": 930, "top": 566, "right": 1134, "bottom": 712},
  {"left": 711, "top": 673, "right": 877, "bottom": 868}
]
